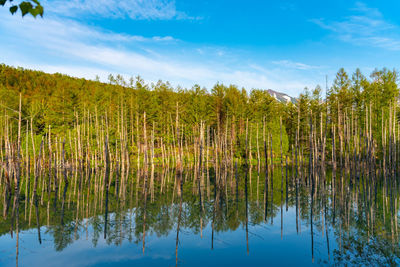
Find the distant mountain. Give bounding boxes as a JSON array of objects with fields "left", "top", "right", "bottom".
[{"left": 267, "top": 89, "right": 296, "bottom": 104}]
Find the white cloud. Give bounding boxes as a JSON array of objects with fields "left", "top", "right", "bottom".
[
  {"left": 351, "top": 1, "right": 382, "bottom": 17},
  {"left": 312, "top": 2, "right": 400, "bottom": 51},
  {"left": 1, "top": 12, "right": 176, "bottom": 44},
  {"left": 247, "top": 64, "right": 320, "bottom": 95},
  {"left": 43, "top": 0, "right": 199, "bottom": 20},
  {"left": 271, "top": 60, "right": 319, "bottom": 70},
  {"left": 0, "top": 8, "right": 320, "bottom": 96}
]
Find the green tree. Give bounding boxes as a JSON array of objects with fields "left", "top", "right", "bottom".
[{"left": 1, "top": 0, "right": 43, "bottom": 17}]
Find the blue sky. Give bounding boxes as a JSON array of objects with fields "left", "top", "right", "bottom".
[{"left": 1, "top": 0, "right": 400, "bottom": 96}]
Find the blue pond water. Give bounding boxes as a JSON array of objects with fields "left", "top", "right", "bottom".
[{"left": 0, "top": 167, "right": 399, "bottom": 266}]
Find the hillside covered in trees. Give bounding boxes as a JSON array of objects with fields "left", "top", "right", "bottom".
[{"left": 1, "top": 64, "right": 398, "bottom": 157}]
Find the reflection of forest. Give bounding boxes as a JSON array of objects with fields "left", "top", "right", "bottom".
[{"left": 1, "top": 166, "right": 399, "bottom": 265}]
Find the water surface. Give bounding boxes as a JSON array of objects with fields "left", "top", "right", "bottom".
[{"left": 1, "top": 166, "right": 399, "bottom": 266}]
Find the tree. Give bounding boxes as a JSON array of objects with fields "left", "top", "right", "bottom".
[{"left": 1, "top": 0, "right": 43, "bottom": 17}]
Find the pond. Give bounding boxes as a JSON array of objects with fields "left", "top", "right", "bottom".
[{"left": 1, "top": 166, "right": 399, "bottom": 266}]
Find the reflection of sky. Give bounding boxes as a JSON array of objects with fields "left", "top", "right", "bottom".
[{"left": 0, "top": 206, "right": 334, "bottom": 267}]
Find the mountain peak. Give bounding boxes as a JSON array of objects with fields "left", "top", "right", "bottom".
[{"left": 267, "top": 89, "right": 296, "bottom": 104}]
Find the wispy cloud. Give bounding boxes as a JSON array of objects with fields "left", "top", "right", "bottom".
[
  {"left": 271, "top": 60, "right": 319, "bottom": 70},
  {"left": 311, "top": 2, "right": 400, "bottom": 50},
  {"left": 0, "top": 12, "right": 177, "bottom": 45},
  {"left": 0, "top": 8, "right": 320, "bottom": 95},
  {"left": 351, "top": 2, "right": 382, "bottom": 17},
  {"left": 279, "top": 2, "right": 296, "bottom": 12},
  {"left": 43, "top": 0, "right": 199, "bottom": 20}
]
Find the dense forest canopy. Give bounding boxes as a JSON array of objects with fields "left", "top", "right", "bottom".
[{"left": 0, "top": 64, "right": 398, "bottom": 160}]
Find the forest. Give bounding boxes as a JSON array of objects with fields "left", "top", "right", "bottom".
[
  {"left": 1, "top": 64, "right": 400, "bottom": 266},
  {"left": 2, "top": 0, "right": 400, "bottom": 264},
  {"left": 0, "top": 63, "right": 398, "bottom": 159},
  {"left": 1, "top": 62, "right": 399, "bottom": 201}
]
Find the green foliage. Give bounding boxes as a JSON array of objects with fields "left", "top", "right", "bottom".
[
  {"left": 1, "top": 0, "right": 43, "bottom": 17},
  {"left": 0, "top": 64, "right": 398, "bottom": 160},
  {"left": 0, "top": 64, "right": 293, "bottom": 157}
]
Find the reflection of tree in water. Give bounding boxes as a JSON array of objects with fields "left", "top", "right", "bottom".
[
  {"left": 1, "top": 167, "right": 400, "bottom": 265},
  {"left": 334, "top": 235, "right": 400, "bottom": 266},
  {"left": 90, "top": 216, "right": 102, "bottom": 247},
  {"left": 51, "top": 223, "right": 75, "bottom": 252}
]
